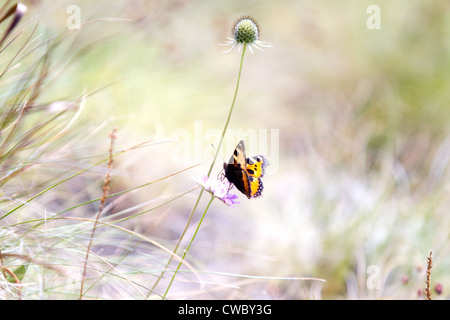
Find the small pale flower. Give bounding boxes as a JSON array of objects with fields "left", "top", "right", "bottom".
[
  {"left": 195, "top": 174, "right": 239, "bottom": 206},
  {"left": 219, "top": 16, "right": 272, "bottom": 54}
]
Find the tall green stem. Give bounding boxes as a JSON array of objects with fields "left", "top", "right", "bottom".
[
  {"left": 163, "top": 195, "right": 215, "bottom": 299},
  {"left": 152, "top": 44, "right": 247, "bottom": 299},
  {"left": 207, "top": 43, "right": 247, "bottom": 176}
]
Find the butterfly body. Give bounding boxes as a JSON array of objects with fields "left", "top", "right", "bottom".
[{"left": 224, "top": 140, "right": 268, "bottom": 199}]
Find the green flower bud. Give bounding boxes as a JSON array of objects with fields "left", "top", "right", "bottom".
[
  {"left": 219, "top": 16, "right": 272, "bottom": 54},
  {"left": 233, "top": 16, "right": 259, "bottom": 44}
]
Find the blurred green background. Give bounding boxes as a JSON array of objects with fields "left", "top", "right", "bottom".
[{"left": 2, "top": 0, "right": 449, "bottom": 299}]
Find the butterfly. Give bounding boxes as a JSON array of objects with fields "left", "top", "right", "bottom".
[{"left": 223, "top": 140, "right": 268, "bottom": 199}]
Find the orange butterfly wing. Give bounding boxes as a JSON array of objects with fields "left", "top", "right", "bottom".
[
  {"left": 224, "top": 140, "right": 269, "bottom": 199},
  {"left": 245, "top": 155, "right": 268, "bottom": 198}
]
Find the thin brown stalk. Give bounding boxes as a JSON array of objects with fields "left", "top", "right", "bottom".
[
  {"left": 0, "top": 252, "right": 66, "bottom": 275},
  {"left": 425, "top": 251, "right": 432, "bottom": 300},
  {"left": 0, "top": 251, "right": 68, "bottom": 300},
  {"left": 79, "top": 127, "right": 117, "bottom": 299},
  {"left": 0, "top": 2, "right": 27, "bottom": 49},
  {"left": 0, "top": 264, "right": 22, "bottom": 299}
]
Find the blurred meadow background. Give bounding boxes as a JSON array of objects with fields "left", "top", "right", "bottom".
[{"left": 0, "top": 0, "right": 449, "bottom": 299}]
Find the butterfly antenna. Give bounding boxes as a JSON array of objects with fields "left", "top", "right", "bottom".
[{"left": 211, "top": 143, "right": 226, "bottom": 162}]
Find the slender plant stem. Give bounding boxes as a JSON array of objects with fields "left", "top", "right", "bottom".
[
  {"left": 152, "top": 44, "right": 248, "bottom": 299},
  {"left": 207, "top": 43, "right": 247, "bottom": 176},
  {"left": 79, "top": 128, "right": 116, "bottom": 299},
  {"left": 149, "top": 188, "right": 204, "bottom": 295},
  {"left": 425, "top": 251, "right": 433, "bottom": 300},
  {"left": 163, "top": 195, "right": 215, "bottom": 299}
]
